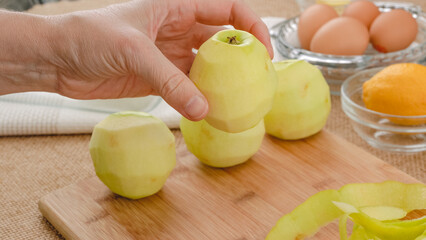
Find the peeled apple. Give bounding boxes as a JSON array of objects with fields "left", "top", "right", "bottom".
[
  {"left": 266, "top": 181, "right": 426, "bottom": 240},
  {"left": 264, "top": 60, "right": 331, "bottom": 140},
  {"left": 189, "top": 29, "right": 277, "bottom": 133},
  {"left": 180, "top": 117, "right": 265, "bottom": 168},
  {"left": 89, "top": 111, "right": 176, "bottom": 199}
]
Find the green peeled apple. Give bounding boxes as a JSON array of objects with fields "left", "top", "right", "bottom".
[
  {"left": 89, "top": 111, "right": 176, "bottom": 199},
  {"left": 264, "top": 60, "right": 331, "bottom": 140},
  {"left": 180, "top": 117, "right": 265, "bottom": 168},
  {"left": 189, "top": 29, "right": 277, "bottom": 133}
]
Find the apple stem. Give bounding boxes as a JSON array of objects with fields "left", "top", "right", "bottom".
[{"left": 227, "top": 36, "right": 240, "bottom": 45}]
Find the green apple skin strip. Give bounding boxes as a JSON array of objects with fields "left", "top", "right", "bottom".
[
  {"left": 339, "top": 214, "right": 350, "bottom": 240},
  {"left": 334, "top": 201, "right": 426, "bottom": 240},
  {"left": 266, "top": 181, "right": 426, "bottom": 240},
  {"left": 348, "top": 212, "right": 425, "bottom": 240},
  {"left": 266, "top": 190, "right": 342, "bottom": 239},
  {"left": 414, "top": 229, "right": 426, "bottom": 240},
  {"left": 360, "top": 206, "right": 407, "bottom": 221},
  {"left": 348, "top": 226, "right": 381, "bottom": 240}
]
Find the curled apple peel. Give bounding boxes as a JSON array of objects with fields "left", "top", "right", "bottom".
[
  {"left": 266, "top": 181, "right": 426, "bottom": 240},
  {"left": 334, "top": 201, "right": 426, "bottom": 240}
]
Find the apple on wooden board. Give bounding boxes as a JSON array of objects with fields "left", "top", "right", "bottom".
[
  {"left": 180, "top": 117, "right": 265, "bottom": 168},
  {"left": 189, "top": 29, "right": 277, "bottom": 133},
  {"left": 264, "top": 60, "right": 331, "bottom": 140},
  {"left": 89, "top": 112, "right": 176, "bottom": 199}
]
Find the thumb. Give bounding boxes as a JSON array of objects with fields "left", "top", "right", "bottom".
[{"left": 138, "top": 43, "right": 209, "bottom": 121}]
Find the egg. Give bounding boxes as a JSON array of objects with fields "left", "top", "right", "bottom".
[
  {"left": 310, "top": 17, "right": 369, "bottom": 55},
  {"left": 298, "top": 4, "right": 338, "bottom": 50},
  {"left": 369, "top": 9, "right": 418, "bottom": 53},
  {"left": 342, "top": 0, "right": 380, "bottom": 29}
]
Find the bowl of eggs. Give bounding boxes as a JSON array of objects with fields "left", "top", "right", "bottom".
[{"left": 273, "top": 1, "right": 426, "bottom": 95}]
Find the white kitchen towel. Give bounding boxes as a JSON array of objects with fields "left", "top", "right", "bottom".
[{"left": 0, "top": 17, "right": 285, "bottom": 136}]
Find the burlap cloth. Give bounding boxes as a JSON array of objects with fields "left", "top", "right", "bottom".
[{"left": 0, "top": 0, "right": 425, "bottom": 239}]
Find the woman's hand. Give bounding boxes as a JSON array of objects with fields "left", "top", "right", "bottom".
[{"left": 1, "top": 0, "right": 273, "bottom": 121}]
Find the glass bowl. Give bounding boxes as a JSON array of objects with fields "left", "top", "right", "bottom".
[
  {"left": 272, "top": 1, "right": 426, "bottom": 95},
  {"left": 341, "top": 67, "right": 426, "bottom": 153}
]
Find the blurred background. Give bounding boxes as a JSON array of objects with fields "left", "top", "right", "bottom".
[{"left": 0, "top": 0, "right": 62, "bottom": 11}]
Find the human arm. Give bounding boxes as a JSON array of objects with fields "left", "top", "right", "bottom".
[{"left": 0, "top": 0, "right": 273, "bottom": 121}]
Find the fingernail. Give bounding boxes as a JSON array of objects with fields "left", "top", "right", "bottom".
[{"left": 185, "top": 95, "right": 207, "bottom": 119}]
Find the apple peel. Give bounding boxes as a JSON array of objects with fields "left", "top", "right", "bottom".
[
  {"left": 360, "top": 206, "right": 407, "bottom": 221},
  {"left": 266, "top": 181, "right": 426, "bottom": 240},
  {"left": 334, "top": 201, "right": 426, "bottom": 240}
]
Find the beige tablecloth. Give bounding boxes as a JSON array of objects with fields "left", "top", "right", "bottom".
[{"left": 0, "top": 0, "right": 425, "bottom": 239}]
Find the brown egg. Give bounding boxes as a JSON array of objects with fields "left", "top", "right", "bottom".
[
  {"left": 343, "top": 0, "right": 380, "bottom": 29},
  {"left": 298, "top": 4, "right": 338, "bottom": 50},
  {"left": 310, "top": 17, "right": 369, "bottom": 55},
  {"left": 370, "top": 9, "right": 418, "bottom": 53}
]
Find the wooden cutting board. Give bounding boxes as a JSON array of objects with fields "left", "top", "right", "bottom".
[{"left": 39, "top": 130, "right": 422, "bottom": 240}]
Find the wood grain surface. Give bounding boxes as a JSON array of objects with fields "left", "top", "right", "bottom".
[{"left": 38, "top": 130, "right": 421, "bottom": 240}]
